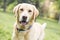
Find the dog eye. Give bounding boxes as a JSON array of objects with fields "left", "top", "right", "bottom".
[
  {"left": 20, "top": 8, "right": 23, "bottom": 11},
  {"left": 28, "top": 10, "right": 32, "bottom": 12}
]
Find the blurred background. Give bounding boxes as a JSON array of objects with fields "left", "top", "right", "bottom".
[{"left": 0, "top": 0, "right": 60, "bottom": 40}]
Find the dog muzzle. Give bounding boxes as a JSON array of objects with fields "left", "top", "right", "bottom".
[{"left": 19, "top": 16, "right": 28, "bottom": 26}]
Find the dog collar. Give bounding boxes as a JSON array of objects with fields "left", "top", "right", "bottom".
[{"left": 16, "top": 25, "right": 32, "bottom": 32}]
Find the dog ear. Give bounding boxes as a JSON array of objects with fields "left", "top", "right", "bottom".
[
  {"left": 13, "top": 4, "right": 21, "bottom": 22},
  {"left": 33, "top": 6, "right": 39, "bottom": 19},
  {"left": 13, "top": 4, "right": 21, "bottom": 17}
]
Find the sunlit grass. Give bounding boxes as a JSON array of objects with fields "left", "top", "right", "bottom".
[{"left": 0, "top": 12, "right": 60, "bottom": 40}]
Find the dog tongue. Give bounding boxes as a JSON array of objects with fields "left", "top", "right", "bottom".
[{"left": 21, "top": 22, "right": 26, "bottom": 25}]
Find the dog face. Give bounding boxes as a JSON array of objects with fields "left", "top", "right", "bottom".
[{"left": 13, "top": 3, "right": 39, "bottom": 26}]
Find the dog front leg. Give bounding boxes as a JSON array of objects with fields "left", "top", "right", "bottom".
[{"left": 12, "top": 30, "right": 19, "bottom": 40}]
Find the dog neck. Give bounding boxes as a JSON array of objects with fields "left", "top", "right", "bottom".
[{"left": 16, "top": 25, "right": 32, "bottom": 32}]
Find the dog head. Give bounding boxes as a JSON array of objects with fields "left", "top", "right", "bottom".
[{"left": 13, "top": 3, "right": 39, "bottom": 26}]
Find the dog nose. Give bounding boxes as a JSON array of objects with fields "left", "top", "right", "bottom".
[{"left": 22, "top": 16, "right": 27, "bottom": 20}]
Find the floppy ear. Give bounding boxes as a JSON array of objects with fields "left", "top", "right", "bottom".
[
  {"left": 13, "top": 4, "right": 21, "bottom": 22},
  {"left": 13, "top": 4, "right": 21, "bottom": 17},
  {"left": 33, "top": 6, "right": 39, "bottom": 20}
]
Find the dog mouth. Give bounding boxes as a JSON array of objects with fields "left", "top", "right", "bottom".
[{"left": 19, "top": 21, "right": 28, "bottom": 25}]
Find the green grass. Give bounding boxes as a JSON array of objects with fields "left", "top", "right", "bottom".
[
  {"left": 0, "top": 12, "right": 15, "bottom": 40},
  {"left": 0, "top": 12, "right": 60, "bottom": 40}
]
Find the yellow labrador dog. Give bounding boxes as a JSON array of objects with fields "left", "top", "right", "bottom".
[{"left": 12, "top": 3, "right": 46, "bottom": 40}]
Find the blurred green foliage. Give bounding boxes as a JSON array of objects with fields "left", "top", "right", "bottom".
[
  {"left": 7, "top": 2, "right": 17, "bottom": 12},
  {"left": 0, "top": 0, "right": 60, "bottom": 11}
]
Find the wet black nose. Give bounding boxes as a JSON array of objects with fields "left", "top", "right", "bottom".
[{"left": 22, "top": 16, "right": 27, "bottom": 20}]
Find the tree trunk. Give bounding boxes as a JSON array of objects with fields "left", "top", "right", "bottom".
[
  {"left": 3, "top": 0, "right": 7, "bottom": 12},
  {"left": 40, "top": 0, "right": 50, "bottom": 17}
]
